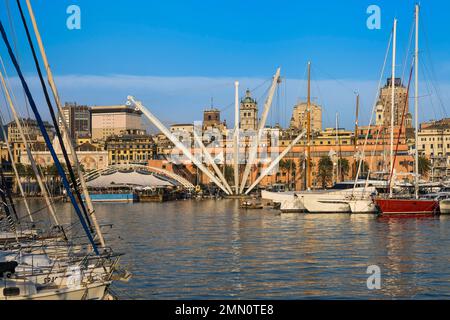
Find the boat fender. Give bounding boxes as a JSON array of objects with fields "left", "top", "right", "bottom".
[
  {"left": 3, "top": 287, "right": 20, "bottom": 297},
  {"left": 0, "top": 261, "right": 18, "bottom": 278}
]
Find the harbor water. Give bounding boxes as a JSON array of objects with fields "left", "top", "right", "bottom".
[{"left": 19, "top": 199, "right": 450, "bottom": 300}]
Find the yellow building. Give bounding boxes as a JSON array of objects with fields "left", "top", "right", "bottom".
[
  {"left": 418, "top": 118, "right": 450, "bottom": 178},
  {"left": 76, "top": 136, "right": 93, "bottom": 146},
  {"left": 106, "top": 130, "right": 157, "bottom": 166},
  {"left": 378, "top": 78, "right": 412, "bottom": 128},
  {"left": 0, "top": 142, "right": 10, "bottom": 164},
  {"left": 290, "top": 102, "right": 322, "bottom": 133},
  {"left": 240, "top": 90, "right": 258, "bottom": 132},
  {"left": 6, "top": 119, "right": 55, "bottom": 164},
  {"left": 91, "top": 105, "right": 143, "bottom": 141}
]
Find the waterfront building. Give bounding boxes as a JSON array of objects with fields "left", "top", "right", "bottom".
[
  {"left": 76, "top": 136, "right": 93, "bottom": 146},
  {"left": 7, "top": 118, "right": 54, "bottom": 164},
  {"left": 240, "top": 90, "right": 258, "bottom": 131},
  {"left": 7, "top": 118, "right": 54, "bottom": 144},
  {"left": 418, "top": 118, "right": 450, "bottom": 179},
  {"left": 59, "top": 102, "right": 92, "bottom": 141},
  {"left": 378, "top": 78, "right": 412, "bottom": 128},
  {"left": 314, "top": 128, "right": 353, "bottom": 147},
  {"left": 154, "top": 133, "right": 173, "bottom": 157},
  {"left": 203, "top": 108, "right": 221, "bottom": 130},
  {"left": 170, "top": 124, "right": 195, "bottom": 135},
  {"left": 0, "top": 142, "right": 9, "bottom": 164},
  {"left": 91, "top": 105, "right": 143, "bottom": 141},
  {"left": 106, "top": 130, "right": 157, "bottom": 166},
  {"left": 20, "top": 135, "right": 109, "bottom": 172},
  {"left": 74, "top": 143, "right": 109, "bottom": 171},
  {"left": 289, "top": 102, "right": 322, "bottom": 133}
]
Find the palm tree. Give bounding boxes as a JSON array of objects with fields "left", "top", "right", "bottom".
[
  {"left": 353, "top": 160, "right": 370, "bottom": 180},
  {"left": 224, "top": 165, "right": 234, "bottom": 185},
  {"left": 15, "top": 163, "right": 26, "bottom": 176},
  {"left": 418, "top": 156, "right": 431, "bottom": 178},
  {"left": 46, "top": 164, "right": 62, "bottom": 195},
  {"left": 279, "top": 159, "right": 297, "bottom": 190},
  {"left": 400, "top": 160, "right": 411, "bottom": 173},
  {"left": 318, "top": 156, "right": 333, "bottom": 188},
  {"left": 24, "top": 165, "right": 35, "bottom": 195},
  {"left": 338, "top": 158, "right": 350, "bottom": 181},
  {"left": 360, "top": 160, "right": 370, "bottom": 178}
]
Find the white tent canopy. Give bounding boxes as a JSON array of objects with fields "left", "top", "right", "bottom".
[{"left": 87, "top": 171, "right": 174, "bottom": 188}]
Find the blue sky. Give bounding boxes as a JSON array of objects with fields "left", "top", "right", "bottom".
[{"left": 0, "top": 0, "right": 449, "bottom": 130}]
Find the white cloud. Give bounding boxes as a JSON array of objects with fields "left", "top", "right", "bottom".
[{"left": 2, "top": 74, "right": 449, "bottom": 131}]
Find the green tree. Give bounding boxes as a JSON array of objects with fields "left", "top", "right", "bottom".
[
  {"left": 47, "top": 164, "right": 60, "bottom": 179},
  {"left": 360, "top": 160, "right": 370, "bottom": 177},
  {"left": 224, "top": 165, "right": 234, "bottom": 185},
  {"left": 279, "top": 159, "right": 297, "bottom": 189},
  {"left": 24, "top": 165, "right": 35, "bottom": 182},
  {"left": 418, "top": 156, "right": 431, "bottom": 177},
  {"left": 318, "top": 156, "right": 333, "bottom": 188},
  {"left": 400, "top": 160, "right": 411, "bottom": 173},
  {"left": 15, "top": 163, "right": 26, "bottom": 176},
  {"left": 353, "top": 160, "right": 370, "bottom": 179},
  {"left": 338, "top": 158, "right": 350, "bottom": 181}
]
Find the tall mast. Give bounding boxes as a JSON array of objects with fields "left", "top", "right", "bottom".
[
  {"left": 414, "top": 4, "right": 420, "bottom": 199},
  {"left": 306, "top": 62, "right": 312, "bottom": 190},
  {"left": 234, "top": 81, "right": 240, "bottom": 194},
  {"left": 354, "top": 94, "right": 360, "bottom": 179},
  {"left": 0, "top": 113, "right": 33, "bottom": 222},
  {"left": 389, "top": 19, "right": 397, "bottom": 198},
  {"left": 0, "top": 67, "right": 59, "bottom": 226},
  {"left": 24, "top": 0, "right": 105, "bottom": 247},
  {"left": 240, "top": 68, "right": 281, "bottom": 194},
  {"left": 128, "top": 96, "right": 230, "bottom": 195},
  {"left": 335, "top": 112, "right": 340, "bottom": 183}
]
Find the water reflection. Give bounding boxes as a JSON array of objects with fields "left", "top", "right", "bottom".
[{"left": 15, "top": 200, "right": 450, "bottom": 299}]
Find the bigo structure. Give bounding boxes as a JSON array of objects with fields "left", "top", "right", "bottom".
[{"left": 126, "top": 68, "right": 307, "bottom": 196}]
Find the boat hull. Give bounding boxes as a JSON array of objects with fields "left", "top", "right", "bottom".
[
  {"left": 440, "top": 200, "right": 450, "bottom": 215},
  {"left": 348, "top": 199, "right": 378, "bottom": 214},
  {"left": 375, "top": 199, "right": 439, "bottom": 215},
  {"left": 1, "top": 283, "right": 109, "bottom": 301},
  {"left": 302, "top": 197, "right": 351, "bottom": 213},
  {"left": 84, "top": 193, "right": 138, "bottom": 203},
  {"left": 261, "top": 191, "right": 296, "bottom": 203},
  {"left": 298, "top": 187, "right": 375, "bottom": 214},
  {"left": 280, "top": 198, "right": 306, "bottom": 213}
]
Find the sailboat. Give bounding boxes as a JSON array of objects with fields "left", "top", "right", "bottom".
[
  {"left": 261, "top": 63, "right": 377, "bottom": 214},
  {"left": 0, "top": 0, "right": 130, "bottom": 300},
  {"left": 349, "top": 18, "right": 403, "bottom": 214},
  {"left": 375, "top": 5, "right": 439, "bottom": 216}
]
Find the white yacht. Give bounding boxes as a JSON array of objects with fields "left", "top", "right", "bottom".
[
  {"left": 441, "top": 200, "right": 450, "bottom": 215},
  {"left": 261, "top": 190, "right": 306, "bottom": 213},
  {"left": 279, "top": 181, "right": 385, "bottom": 214}
]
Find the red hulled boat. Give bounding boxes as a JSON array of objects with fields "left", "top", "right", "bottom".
[{"left": 375, "top": 199, "right": 439, "bottom": 216}]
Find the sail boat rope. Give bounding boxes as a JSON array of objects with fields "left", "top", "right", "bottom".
[
  {"left": 387, "top": 63, "right": 414, "bottom": 190},
  {"left": 15, "top": 0, "right": 94, "bottom": 231},
  {"left": 352, "top": 29, "right": 393, "bottom": 195},
  {"left": 0, "top": 56, "right": 58, "bottom": 219},
  {"left": 0, "top": 20, "right": 99, "bottom": 255}
]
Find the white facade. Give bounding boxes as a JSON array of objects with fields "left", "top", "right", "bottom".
[{"left": 91, "top": 105, "right": 143, "bottom": 141}]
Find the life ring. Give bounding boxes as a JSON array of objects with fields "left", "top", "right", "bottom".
[{"left": 195, "top": 185, "right": 202, "bottom": 193}]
